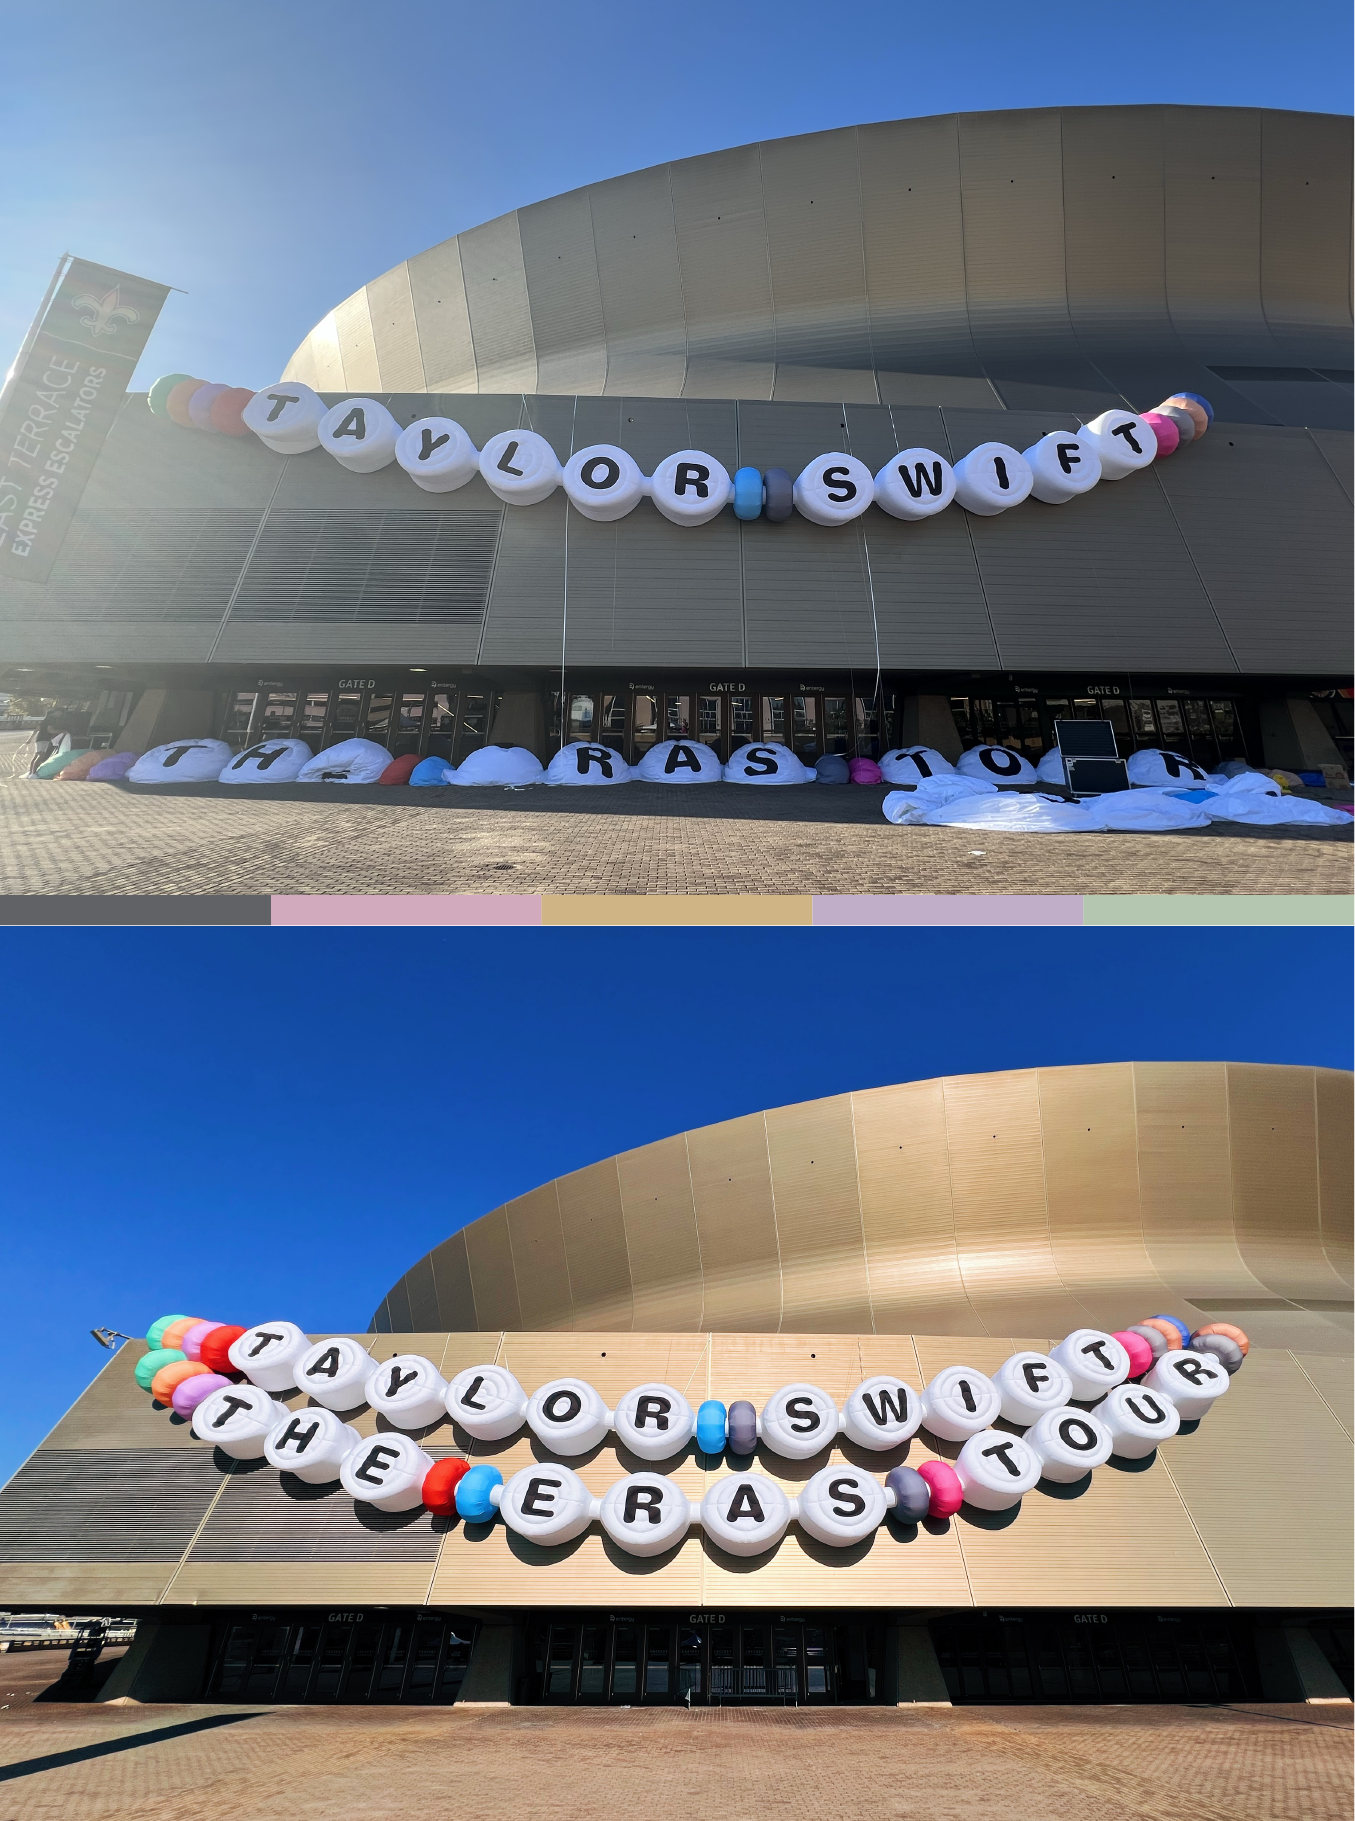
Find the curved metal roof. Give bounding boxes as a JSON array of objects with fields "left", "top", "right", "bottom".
[
  {"left": 374, "top": 1061, "right": 1353, "bottom": 1352},
  {"left": 285, "top": 106, "right": 1352, "bottom": 418}
]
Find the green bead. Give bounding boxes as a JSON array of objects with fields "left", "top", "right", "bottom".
[
  {"left": 147, "top": 375, "right": 192, "bottom": 419},
  {"left": 134, "top": 1347, "right": 185, "bottom": 1391},
  {"left": 146, "top": 1314, "right": 187, "bottom": 1348}
]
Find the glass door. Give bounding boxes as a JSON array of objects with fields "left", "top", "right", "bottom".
[
  {"left": 792, "top": 695, "right": 820, "bottom": 761},
  {"left": 630, "top": 691, "right": 660, "bottom": 758}
]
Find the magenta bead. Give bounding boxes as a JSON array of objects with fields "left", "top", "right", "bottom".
[
  {"left": 916, "top": 1458, "right": 964, "bottom": 1519},
  {"left": 181, "top": 1321, "right": 219, "bottom": 1362},
  {"left": 1140, "top": 411, "right": 1179, "bottom": 457},
  {"left": 1113, "top": 1329, "right": 1154, "bottom": 1378},
  {"left": 171, "top": 1372, "right": 231, "bottom": 1418}
]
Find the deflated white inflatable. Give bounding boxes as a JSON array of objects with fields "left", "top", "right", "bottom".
[
  {"left": 881, "top": 776, "right": 997, "bottom": 824},
  {"left": 218, "top": 739, "right": 312, "bottom": 784},
  {"left": 128, "top": 739, "right": 234, "bottom": 784},
  {"left": 1023, "top": 431, "right": 1102, "bottom": 504},
  {"left": 649, "top": 449, "right": 733, "bottom": 527},
  {"left": 956, "top": 744, "right": 1037, "bottom": 785},
  {"left": 722, "top": 744, "right": 814, "bottom": 785},
  {"left": 545, "top": 742, "right": 632, "bottom": 785},
  {"left": 873, "top": 449, "right": 955, "bottom": 520},
  {"left": 1127, "top": 748, "right": 1208, "bottom": 786},
  {"left": 792, "top": 452, "right": 874, "bottom": 525},
  {"left": 1084, "top": 790, "right": 1211, "bottom": 832},
  {"left": 479, "top": 430, "right": 562, "bottom": 506},
  {"left": 449, "top": 745, "right": 545, "bottom": 786},
  {"left": 1082, "top": 410, "right": 1158, "bottom": 480},
  {"left": 637, "top": 739, "right": 722, "bottom": 783},
  {"left": 880, "top": 746, "right": 957, "bottom": 784},
  {"left": 1201, "top": 778, "right": 1351, "bottom": 826},
  {"left": 563, "top": 444, "right": 648, "bottom": 521},
  {"left": 1035, "top": 748, "right": 1068, "bottom": 784},
  {"left": 922, "top": 793, "right": 1098, "bottom": 833},
  {"left": 297, "top": 739, "right": 393, "bottom": 784},
  {"left": 241, "top": 381, "right": 327, "bottom": 453},
  {"left": 395, "top": 417, "right": 480, "bottom": 493},
  {"left": 318, "top": 397, "right": 400, "bottom": 473},
  {"left": 953, "top": 442, "right": 1033, "bottom": 515}
]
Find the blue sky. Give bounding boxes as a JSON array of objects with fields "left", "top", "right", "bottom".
[
  {"left": 2, "top": 0, "right": 1350, "bottom": 390},
  {"left": 0, "top": 925, "right": 1349, "bottom": 1482}
]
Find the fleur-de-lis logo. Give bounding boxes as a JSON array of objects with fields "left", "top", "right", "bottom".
[{"left": 70, "top": 286, "right": 141, "bottom": 339}]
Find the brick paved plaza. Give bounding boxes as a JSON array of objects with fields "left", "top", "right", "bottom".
[
  {"left": 1, "top": 737, "right": 1350, "bottom": 898},
  {"left": 0, "top": 1642, "right": 1348, "bottom": 1821}
]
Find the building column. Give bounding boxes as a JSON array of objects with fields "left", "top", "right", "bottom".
[
  {"left": 898, "top": 695, "right": 963, "bottom": 761},
  {"left": 457, "top": 1622, "right": 523, "bottom": 1704},
  {"left": 97, "top": 1619, "right": 212, "bottom": 1703},
  {"left": 890, "top": 1622, "right": 952, "bottom": 1704},
  {"left": 116, "top": 689, "right": 220, "bottom": 753},
  {"left": 488, "top": 692, "right": 547, "bottom": 760},
  {"left": 1258, "top": 697, "right": 1347, "bottom": 777}
]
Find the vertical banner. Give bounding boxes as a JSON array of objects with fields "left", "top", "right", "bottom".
[{"left": 0, "top": 256, "right": 170, "bottom": 582}]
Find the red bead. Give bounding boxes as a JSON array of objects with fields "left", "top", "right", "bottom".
[
  {"left": 916, "top": 1458, "right": 964, "bottom": 1519},
  {"left": 199, "top": 1325, "right": 246, "bottom": 1376},
  {"left": 422, "top": 1457, "right": 472, "bottom": 1516}
]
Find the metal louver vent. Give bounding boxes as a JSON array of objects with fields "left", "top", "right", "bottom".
[
  {"left": 187, "top": 1452, "right": 452, "bottom": 1563},
  {"left": 227, "top": 508, "right": 502, "bottom": 626},
  {"left": 36, "top": 508, "right": 264, "bottom": 621},
  {"left": 0, "top": 1449, "right": 224, "bottom": 1562}
]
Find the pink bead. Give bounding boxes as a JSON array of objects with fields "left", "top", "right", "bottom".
[
  {"left": 181, "top": 1321, "right": 220, "bottom": 1362},
  {"left": 916, "top": 1458, "right": 964, "bottom": 1519},
  {"left": 1113, "top": 1329, "right": 1154, "bottom": 1378},
  {"left": 1140, "top": 411, "right": 1179, "bottom": 457},
  {"left": 171, "top": 1372, "right": 231, "bottom": 1418}
]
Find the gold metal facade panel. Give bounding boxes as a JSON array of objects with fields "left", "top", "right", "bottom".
[
  {"left": 942, "top": 1071, "right": 1073, "bottom": 1333},
  {"left": 700, "top": 1525, "right": 974, "bottom": 1610},
  {"left": 463, "top": 1208, "right": 523, "bottom": 1333},
  {"left": 42, "top": 1344, "right": 197, "bottom": 1452},
  {"left": 709, "top": 1333, "right": 864, "bottom": 1408},
  {"left": 1293, "top": 1354, "right": 1354, "bottom": 1441},
  {"left": 686, "top": 1113, "right": 781, "bottom": 1332},
  {"left": 1315, "top": 1068, "right": 1354, "bottom": 1286},
  {"left": 1160, "top": 1352, "right": 1354, "bottom": 1607},
  {"left": 1133, "top": 1062, "right": 1260, "bottom": 1304},
  {"left": 1038, "top": 1063, "right": 1168, "bottom": 1328},
  {"left": 428, "top": 1231, "right": 478, "bottom": 1333},
  {"left": 1227, "top": 1063, "right": 1339, "bottom": 1301},
  {"left": 504, "top": 1184, "right": 573, "bottom": 1330},
  {"left": 616, "top": 1136, "right": 704, "bottom": 1332},
  {"left": 332, "top": 289, "right": 381, "bottom": 394},
  {"left": 431, "top": 1527, "right": 707, "bottom": 1607},
  {"left": 764, "top": 1097, "right": 872, "bottom": 1332},
  {"left": 556, "top": 1160, "right": 635, "bottom": 1330},
  {"left": 0, "top": 1565, "right": 181, "bottom": 1605},
  {"left": 168, "top": 1563, "right": 437, "bottom": 1607},
  {"left": 853, "top": 1080, "right": 973, "bottom": 1335},
  {"left": 495, "top": 1333, "right": 709, "bottom": 1410}
]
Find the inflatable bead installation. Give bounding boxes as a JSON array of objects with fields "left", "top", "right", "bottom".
[
  {"left": 136, "top": 1309, "right": 1247, "bottom": 1557},
  {"left": 151, "top": 378, "right": 1214, "bottom": 530}
]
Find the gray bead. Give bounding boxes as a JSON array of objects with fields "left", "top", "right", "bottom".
[
  {"left": 1189, "top": 1332, "right": 1244, "bottom": 1374},
  {"left": 886, "top": 1465, "right": 931, "bottom": 1522},
  {"left": 1128, "top": 1323, "right": 1169, "bottom": 1360},
  {"left": 727, "top": 1399, "right": 758, "bottom": 1455}
]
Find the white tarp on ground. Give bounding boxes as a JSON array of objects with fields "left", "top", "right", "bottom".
[
  {"left": 1196, "top": 775, "right": 1352, "bottom": 826},
  {"left": 636, "top": 739, "right": 722, "bottom": 783},
  {"left": 127, "top": 739, "right": 235, "bottom": 784},
  {"left": 545, "top": 742, "right": 633, "bottom": 785},
  {"left": 879, "top": 746, "right": 957, "bottom": 784},
  {"left": 448, "top": 746, "right": 546, "bottom": 786},
  {"left": 218, "top": 738, "right": 312, "bottom": 783},
  {"left": 1082, "top": 790, "right": 1212, "bottom": 831},
  {"left": 881, "top": 777, "right": 999, "bottom": 824},
  {"left": 921, "top": 793, "right": 1104, "bottom": 832},
  {"left": 956, "top": 744, "right": 1037, "bottom": 784},
  {"left": 722, "top": 745, "right": 814, "bottom": 785},
  {"left": 296, "top": 739, "right": 393, "bottom": 784}
]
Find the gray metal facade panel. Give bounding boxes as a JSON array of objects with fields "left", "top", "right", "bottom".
[
  {"left": 741, "top": 516, "right": 881, "bottom": 669},
  {"left": 957, "top": 109, "right": 1078, "bottom": 366},
  {"left": 589, "top": 165, "right": 687, "bottom": 396},
  {"left": 458, "top": 213, "right": 538, "bottom": 392},
  {"left": 368, "top": 262, "right": 428, "bottom": 392},
  {"left": 759, "top": 128, "right": 872, "bottom": 370},
  {"left": 333, "top": 289, "right": 381, "bottom": 392},
  {"left": 1213, "top": 377, "right": 1352, "bottom": 433},
  {"left": 682, "top": 358, "right": 774, "bottom": 401},
  {"left": 82, "top": 401, "right": 287, "bottom": 511},
  {"left": 561, "top": 507, "right": 744, "bottom": 668},
  {"left": 670, "top": 142, "right": 775, "bottom": 368},
  {"left": 187, "top": 1459, "right": 444, "bottom": 1564},
  {"left": 210, "top": 623, "right": 484, "bottom": 664},
  {"left": 860, "top": 512, "right": 1000, "bottom": 669},
  {"left": 939, "top": 407, "right": 1076, "bottom": 463},
  {"left": 519, "top": 188, "right": 608, "bottom": 395},
  {"left": 1152, "top": 425, "right": 1354, "bottom": 673},
  {"left": 1164, "top": 107, "right": 1274, "bottom": 362},
  {"left": 615, "top": 397, "right": 739, "bottom": 474},
  {"left": 405, "top": 237, "right": 478, "bottom": 392},
  {"left": 476, "top": 488, "right": 567, "bottom": 665},
  {"left": 1060, "top": 106, "right": 1175, "bottom": 358},
  {"left": 967, "top": 469, "right": 1234, "bottom": 672},
  {"left": 857, "top": 114, "right": 981, "bottom": 377},
  {"left": 1259, "top": 111, "right": 1354, "bottom": 363},
  {"left": 772, "top": 367, "right": 879, "bottom": 404},
  {"left": 733, "top": 401, "right": 861, "bottom": 475},
  {"left": 1308, "top": 427, "right": 1354, "bottom": 503},
  {"left": 0, "top": 1449, "right": 223, "bottom": 1562}
]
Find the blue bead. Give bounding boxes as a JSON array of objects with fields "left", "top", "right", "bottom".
[
  {"left": 1174, "top": 390, "right": 1214, "bottom": 425},
  {"left": 732, "top": 466, "right": 764, "bottom": 520},
  {"left": 696, "top": 1400, "right": 727, "bottom": 1454},
  {"left": 1151, "top": 1314, "right": 1191, "bottom": 1349},
  {"left": 454, "top": 1462, "right": 503, "bottom": 1522}
]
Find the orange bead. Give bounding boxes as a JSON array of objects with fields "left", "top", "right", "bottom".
[
  {"left": 160, "top": 1317, "right": 203, "bottom": 1352},
  {"left": 1194, "top": 1320, "right": 1250, "bottom": 1356},
  {"left": 150, "top": 1359, "right": 211, "bottom": 1403},
  {"left": 165, "top": 379, "right": 206, "bottom": 428},
  {"left": 1139, "top": 1317, "right": 1185, "bottom": 1350}
]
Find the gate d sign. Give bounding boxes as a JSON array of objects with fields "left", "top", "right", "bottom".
[
  {"left": 445, "top": 1363, "right": 528, "bottom": 1440},
  {"left": 842, "top": 1376, "right": 924, "bottom": 1449},
  {"left": 612, "top": 1383, "right": 697, "bottom": 1461},
  {"left": 599, "top": 1473, "right": 692, "bottom": 1556},
  {"left": 317, "top": 398, "right": 400, "bottom": 474},
  {"left": 395, "top": 417, "right": 481, "bottom": 494}
]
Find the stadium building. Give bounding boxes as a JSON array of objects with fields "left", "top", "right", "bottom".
[
  {"left": 0, "top": 104, "right": 1350, "bottom": 776},
  {"left": 0, "top": 1062, "right": 1349, "bottom": 1708}
]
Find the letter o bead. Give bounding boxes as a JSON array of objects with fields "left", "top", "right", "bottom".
[
  {"left": 1025, "top": 1407, "right": 1113, "bottom": 1482},
  {"left": 599, "top": 1473, "right": 691, "bottom": 1556},
  {"left": 563, "top": 443, "right": 647, "bottom": 522},
  {"left": 525, "top": 1378, "right": 612, "bottom": 1454}
]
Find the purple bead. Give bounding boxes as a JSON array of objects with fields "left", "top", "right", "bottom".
[
  {"left": 727, "top": 1400, "right": 758, "bottom": 1455},
  {"left": 171, "top": 1373, "right": 232, "bottom": 1418},
  {"left": 886, "top": 1465, "right": 932, "bottom": 1522}
]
